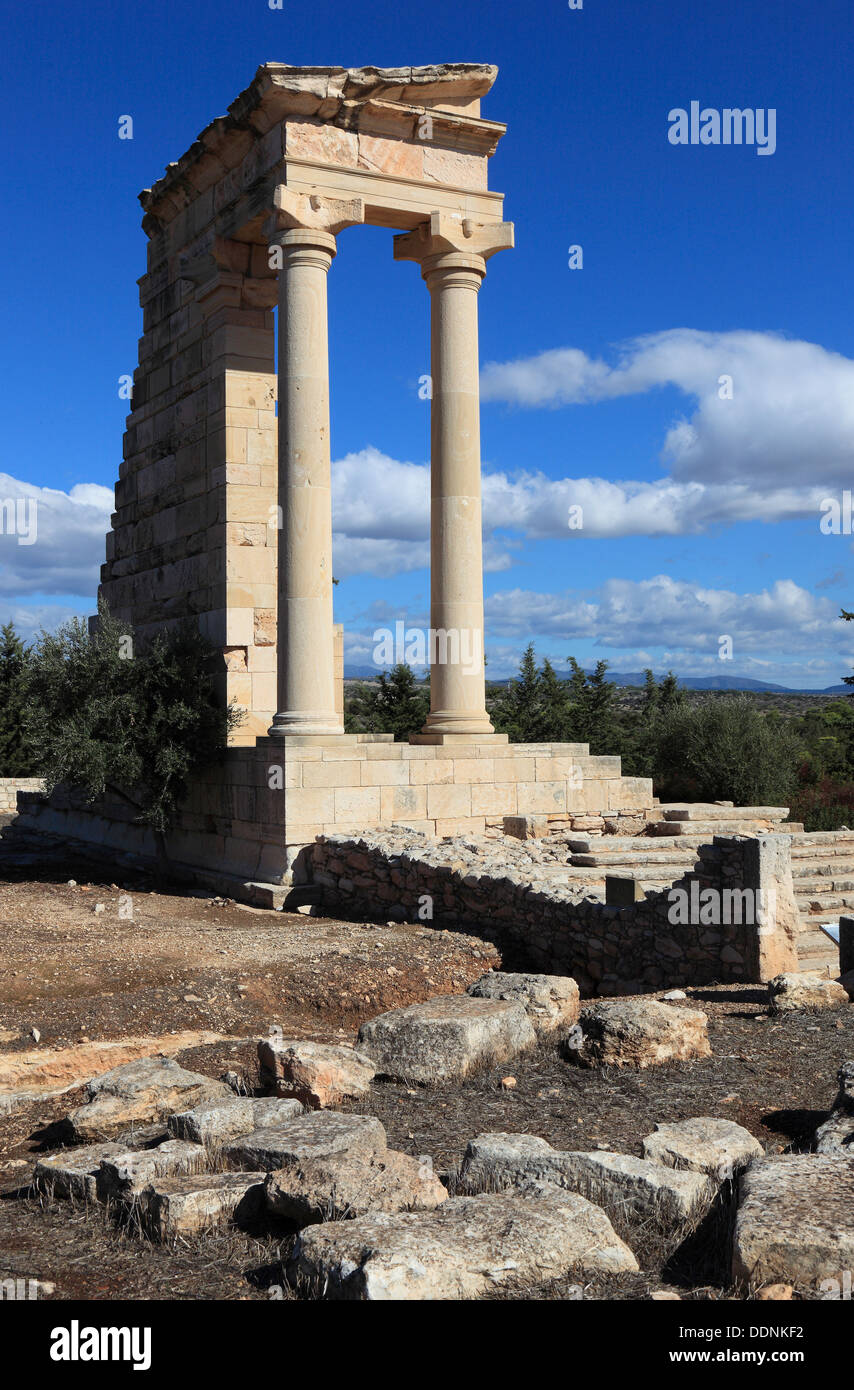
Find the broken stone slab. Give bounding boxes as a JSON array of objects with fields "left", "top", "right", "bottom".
[
  {"left": 134, "top": 1172, "right": 265, "bottom": 1240},
  {"left": 289, "top": 1181, "right": 638, "bottom": 1299},
  {"left": 257, "top": 1039, "right": 375, "bottom": 1108},
  {"left": 33, "top": 1142, "right": 128, "bottom": 1201},
  {"left": 466, "top": 972, "right": 580, "bottom": 1037},
  {"left": 732, "top": 1154, "right": 854, "bottom": 1287},
  {"left": 357, "top": 995, "right": 536, "bottom": 1084},
  {"left": 66, "top": 1057, "right": 232, "bottom": 1140},
  {"left": 642, "top": 1117, "right": 763, "bottom": 1181},
  {"left": 567, "top": 998, "right": 711, "bottom": 1069},
  {"left": 265, "top": 1149, "right": 448, "bottom": 1226},
  {"left": 767, "top": 973, "right": 850, "bottom": 1015},
  {"left": 167, "top": 1096, "right": 303, "bottom": 1144},
  {"left": 814, "top": 1112, "right": 854, "bottom": 1153},
  {"left": 460, "top": 1132, "right": 712, "bottom": 1223},
  {"left": 222, "top": 1110, "right": 387, "bottom": 1172},
  {"left": 96, "top": 1139, "right": 208, "bottom": 1201}
]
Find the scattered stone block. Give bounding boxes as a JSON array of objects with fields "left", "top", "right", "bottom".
[
  {"left": 767, "top": 973, "right": 849, "bottom": 1015},
  {"left": 460, "top": 1132, "right": 713, "bottom": 1223},
  {"left": 503, "top": 815, "right": 548, "bottom": 840},
  {"left": 289, "top": 1181, "right": 638, "bottom": 1299},
  {"left": 814, "top": 1112, "right": 854, "bottom": 1153},
  {"left": 96, "top": 1139, "right": 208, "bottom": 1201},
  {"left": 257, "top": 1039, "right": 375, "bottom": 1108},
  {"left": 265, "top": 1149, "right": 447, "bottom": 1226},
  {"left": 357, "top": 995, "right": 536, "bottom": 1084},
  {"left": 66, "top": 1057, "right": 231, "bottom": 1140},
  {"left": 732, "top": 1154, "right": 854, "bottom": 1286},
  {"left": 605, "top": 875, "right": 645, "bottom": 906},
  {"left": 167, "top": 1096, "right": 302, "bottom": 1144},
  {"left": 135, "top": 1172, "right": 265, "bottom": 1240},
  {"left": 568, "top": 998, "right": 711, "bottom": 1069},
  {"left": 642, "top": 1117, "right": 763, "bottom": 1181},
  {"left": 222, "top": 1110, "right": 387, "bottom": 1172},
  {"left": 33, "top": 1142, "right": 127, "bottom": 1201},
  {"left": 466, "top": 972, "right": 579, "bottom": 1036}
]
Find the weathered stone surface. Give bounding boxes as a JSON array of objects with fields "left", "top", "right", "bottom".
[
  {"left": 642, "top": 1117, "right": 763, "bottom": 1181},
  {"left": 813, "top": 1060, "right": 854, "bottom": 1152},
  {"left": 257, "top": 1039, "right": 375, "bottom": 1108},
  {"left": 814, "top": 1112, "right": 854, "bottom": 1153},
  {"left": 357, "top": 995, "right": 536, "bottom": 1084},
  {"left": 290, "top": 1181, "right": 638, "bottom": 1299},
  {"left": 136, "top": 1172, "right": 264, "bottom": 1240},
  {"left": 265, "top": 1149, "right": 447, "bottom": 1226},
  {"left": 569, "top": 998, "right": 711, "bottom": 1069},
  {"left": 66, "top": 1057, "right": 231, "bottom": 1140},
  {"left": 767, "top": 973, "right": 849, "bottom": 1015},
  {"left": 96, "top": 1139, "right": 208, "bottom": 1200},
  {"left": 460, "top": 1132, "right": 712, "bottom": 1223},
  {"left": 222, "top": 1110, "right": 387, "bottom": 1172},
  {"left": 168, "top": 1096, "right": 302, "bottom": 1144},
  {"left": 33, "top": 1142, "right": 126, "bottom": 1200},
  {"left": 732, "top": 1154, "right": 854, "bottom": 1286},
  {"left": 466, "top": 972, "right": 580, "bottom": 1036}
]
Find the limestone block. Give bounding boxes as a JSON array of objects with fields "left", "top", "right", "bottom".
[
  {"left": 289, "top": 1183, "right": 638, "bottom": 1299},
  {"left": 357, "top": 996, "right": 536, "bottom": 1083},
  {"left": 570, "top": 999, "right": 711, "bottom": 1070},
  {"left": 265, "top": 1149, "right": 447, "bottom": 1226},
  {"left": 257, "top": 1038, "right": 376, "bottom": 1108},
  {"left": 136, "top": 1171, "right": 264, "bottom": 1239},
  {"left": 642, "top": 1117, "right": 763, "bottom": 1181},
  {"left": 360, "top": 760, "right": 409, "bottom": 787},
  {"left": 516, "top": 781, "right": 567, "bottom": 815},
  {"left": 426, "top": 784, "right": 471, "bottom": 819},
  {"left": 333, "top": 787, "right": 382, "bottom": 822},
  {"left": 65, "top": 1058, "right": 232, "bottom": 1140},
  {"left": 467, "top": 972, "right": 580, "bottom": 1035},
  {"left": 732, "top": 1155, "right": 854, "bottom": 1286},
  {"left": 380, "top": 785, "right": 428, "bottom": 821},
  {"left": 221, "top": 1111, "right": 388, "bottom": 1171},
  {"left": 409, "top": 759, "right": 455, "bottom": 785},
  {"left": 471, "top": 783, "right": 517, "bottom": 818}
]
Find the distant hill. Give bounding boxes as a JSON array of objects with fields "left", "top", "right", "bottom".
[{"left": 344, "top": 664, "right": 850, "bottom": 695}]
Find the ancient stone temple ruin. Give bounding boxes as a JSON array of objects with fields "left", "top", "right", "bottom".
[{"left": 27, "top": 63, "right": 655, "bottom": 897}]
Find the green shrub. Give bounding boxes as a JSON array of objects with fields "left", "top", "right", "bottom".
[{"left": 650, "top": 696, "right": 800, "bottom": 806}]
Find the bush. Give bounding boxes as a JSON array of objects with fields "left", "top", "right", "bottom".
[
  {"left": 650, "top": 696, "right": 800, "bottom": 806},
  {"left": 23, "top": 603, "right": 243, "bottom": 836},
  {"left": 0, "top": 621, "right": 34, "bottom": 775}
]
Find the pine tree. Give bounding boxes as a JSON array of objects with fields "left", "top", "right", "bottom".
[
  {"left": 363, "top": 663, "right": 429, "bottom": 741},
  {"left": 0, "top": 621, "right": 31, "bottom": 775}
]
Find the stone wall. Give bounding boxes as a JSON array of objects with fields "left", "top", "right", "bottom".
[
  {"left": 310, "top": 830, "right": 800, "bottom": 995},
  {"left": 0, "top": 778, "right": 45, "bottom": 814},
  {"left": 7, "top": 739, "right": 654, "bottom": 906}
]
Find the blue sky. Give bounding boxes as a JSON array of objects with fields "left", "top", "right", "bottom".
[{"left": 2, "top": 0, "right": 853, "bottom": 686}]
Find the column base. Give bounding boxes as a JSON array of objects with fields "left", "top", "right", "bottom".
[
  {"left": 409, "top": 731, "right": 510, "bottom": 746},
  {"left": 267, "top": 712, "right": 344, "bottom": 738}
]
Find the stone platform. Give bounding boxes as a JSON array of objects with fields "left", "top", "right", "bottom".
[{"left": 8, "top": 735, "right": 653, "bottom": 905}]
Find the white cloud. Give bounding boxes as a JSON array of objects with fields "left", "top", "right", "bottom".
[{"left": 0, "top": 474, "right": 113, "bottom": 597}]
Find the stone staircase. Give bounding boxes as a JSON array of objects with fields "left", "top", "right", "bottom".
[{"left": 545, "top": 804, "right": 845, "bottom": 977}]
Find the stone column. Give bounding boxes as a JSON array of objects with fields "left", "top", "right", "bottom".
[
  {"left": 265, "top": 190, "right": 363, "bottom": 738},
  {"left": 395, "top": 214, "right": 513, "bottom": 739}
]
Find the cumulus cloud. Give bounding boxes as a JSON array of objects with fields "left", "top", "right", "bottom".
[
  {"left": 480, "top": 328, "right": 854, "bottom": 532},
  {"left": 0, "top": 474, "right": 113, "bottom": 597}
]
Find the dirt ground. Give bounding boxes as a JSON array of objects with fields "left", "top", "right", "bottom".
[{"left": 0, "top": 847, "right": 851, "bottom": 1302}]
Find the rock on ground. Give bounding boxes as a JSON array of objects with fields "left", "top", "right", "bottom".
[
  {"left": 813, "top": 1060, "right": 854, "bottom": 1152},
  {"left": 767, "top": 973, "right": 849, "bottom": 1015},
  {"left": 642, "top": 1117, "right": 763, "bottom": 1181},
  {"left": 265, "top": 1149, "right": 447, "bottom": 1226},
  {"left": 257, "top": 1039, "right": 375, "bottom": 1108},
  {"left": 167, "top": 1096, "right": 302, "bottom": 1144},
  {"left": 65, "top": 1057, "right": 232, "bottom": 1140},
  {"left": 460, "top": 1132, "right": 712, "bottom": 1223},
  {"left": 96, "top": 1139, "right": 208, "bottom": 1201},
  {"left": 568, "top": 998, "right": 711, "bottom": 1069},
  {"left": 466, "top": 972, "right": 580, "bottom": 1036},
  {"left": 221, "top": 1110, "right": 387, "bottom": 1172},
  {"left": 732, "top": 1154, "right": 854, "bottom": 1286},
  {"left": 134, "top": 1172, "right": 265, "bottom": 1240},
  {"left": 33, "top": 1142, "right": 127, "bottom": 1200},
  {"left": 289, "top": 1181, "right": 638, "bottom": 1299},
  {"left": 357, "top": 995, "right": 537, "bottom": 1084}
]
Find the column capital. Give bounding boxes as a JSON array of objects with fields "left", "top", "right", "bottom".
[
  {"left": 393, "top": 212, "right": 514, "bottom": 270},
  {"left": 265, "top": 186, "right": 365, "bottom": 244}
]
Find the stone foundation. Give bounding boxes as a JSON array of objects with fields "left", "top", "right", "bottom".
[
  {"left": 7, "top": 737, "right": 653, "bottom": 904},
  {"left": 0, "top": 778, "right": 46, "bottom": 814},
  {"left": 310, "top": 830, "right": 800, "bottom": 995}
]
